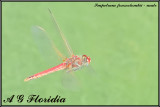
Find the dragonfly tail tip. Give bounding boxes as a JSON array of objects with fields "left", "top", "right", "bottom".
[{"left": 24, "top": 78, "right": 29, "bottom": 82}]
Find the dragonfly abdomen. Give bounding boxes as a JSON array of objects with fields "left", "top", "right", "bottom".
[{"left": 24, "top": 63, "right": 66, "bottom": 82}]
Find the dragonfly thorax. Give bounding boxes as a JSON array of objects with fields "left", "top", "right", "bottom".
[{"left": 65, "top": 55, "right": 91, "bottom": 72}]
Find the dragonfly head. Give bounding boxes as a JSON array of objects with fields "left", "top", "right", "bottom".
[{"left": 82, "top": 55, "right": 91, "bottom": 66}]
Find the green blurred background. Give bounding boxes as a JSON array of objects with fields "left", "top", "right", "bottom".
[{"left": 2, "top": 2, "right": 158, "bottom": 105}]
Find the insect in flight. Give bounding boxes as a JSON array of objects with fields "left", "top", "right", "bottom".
[{"left": 24, "top": 9, "right": 91, "bottom": 82}]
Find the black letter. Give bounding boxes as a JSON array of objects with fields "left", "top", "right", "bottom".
[
  {"left": 17, "top": 95, "right": 24, "bottom": 103},
  {"left": 27, "top": 95, "right": 36, "bottom": 103},
  {"left": 60, "top": 98, "right": 66, "bottom": 103},
  {"left": 3, "top": 95, "right": 15, "bottom": 103}
]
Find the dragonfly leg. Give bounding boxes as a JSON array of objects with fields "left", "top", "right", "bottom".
[
  {"left": 75, "top": 62, "right": 81, "bottom": 67},
  {"left": 66, "top": 64, "right": 73, "bottom": 73}
]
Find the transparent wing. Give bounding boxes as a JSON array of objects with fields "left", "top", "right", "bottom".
[
  {"left": 61, "top": 71, "right": 81, "bottom": 91},
  {"left": 32, "top": 26, "right": 66, "bottom": 65},
  {"left": 48, "top": 9, "right": 74, "bottom": 57}
]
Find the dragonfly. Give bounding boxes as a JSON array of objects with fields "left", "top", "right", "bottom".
[{"left": 24, "top": 9, "right": 91, "bottom": 82}]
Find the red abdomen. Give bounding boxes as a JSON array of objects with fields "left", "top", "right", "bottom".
[{"left": 24, "top": 63, "right": 66, "bottom": 81}]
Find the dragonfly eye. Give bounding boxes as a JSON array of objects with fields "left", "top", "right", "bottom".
[{"left": 87, "top": 56, "right": 91, "bottom": 64}]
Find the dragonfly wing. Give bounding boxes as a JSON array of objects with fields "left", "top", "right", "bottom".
[
  {"left": 31, "top": 26, "right": 66, "bottom": 65},
  {"left": 61, "top": 71, "right": 81, "bottom": 91},
  {"left": 48, "top": 9, "right": 74, "bottom": 57}
]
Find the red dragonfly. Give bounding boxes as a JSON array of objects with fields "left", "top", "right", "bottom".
[{"left": 24, "top": 9, "right": 91, "bottom": 82}]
